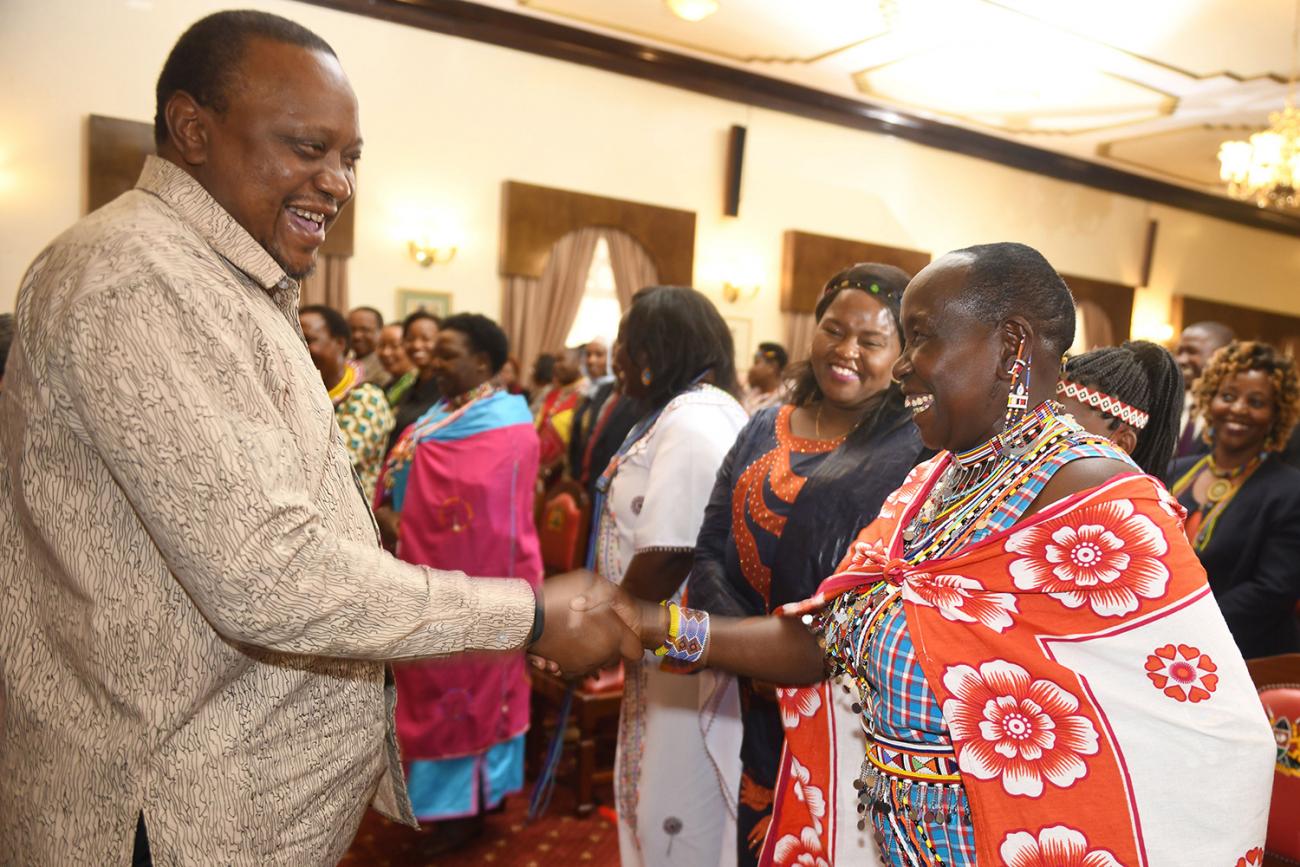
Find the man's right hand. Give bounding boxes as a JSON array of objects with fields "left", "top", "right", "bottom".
[{"left": 529, "top": 570, "right": 643, "bottom": 677}]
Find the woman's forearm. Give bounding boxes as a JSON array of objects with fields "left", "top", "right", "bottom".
[{"left": 631, "top": 597, "right": 827, "bottom": 685}]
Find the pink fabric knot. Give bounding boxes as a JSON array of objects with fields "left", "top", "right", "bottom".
[
  {"left": 881, "top": 557, "right": 912, "bottom": 585},
  {"left": 848, "top": 544, "right": 911, "bottom": 584}
]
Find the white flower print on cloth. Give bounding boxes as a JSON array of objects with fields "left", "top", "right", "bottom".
[
  {"left": 788, "top": 757, "right": 826, "bottom": 835},
  {"left": 840, "top": 538, "right": 889, "bottom": 574},
  {"left": 1005, "top": 498, "right": 1169, "bottom": 617},
  {"left": 773, "top": 826, "right": 830, "bottom": 867},
  {"left": 877, "top": 471, "right": 927, "bottom": 521},
  {"left": 999, "top": 824, "right": 1125, "bottom": 867},
  {"left": 1144, "top": 643, "right": 1219, "bottom": 703},
  {"left": 942, "top": 660, "right": 1100, "bottom": 798},
  {"left": 777, "top": 686, "right": 823, "bottom": 730},
  {"left": 902, "top": 572, "right": 1019, "bottom": 633},
  {"left": 1235, "top": 847, "right": 1265, "bottom": 867}
]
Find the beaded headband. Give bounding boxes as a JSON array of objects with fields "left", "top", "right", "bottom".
[
  {"left": 823, "top": 276, "right": 895, "bottom": 298},
  {"left": 1056, "top": 379, "right": 1150, "bottom": 430}
]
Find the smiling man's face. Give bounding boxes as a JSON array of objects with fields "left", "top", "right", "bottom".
[{"left": 181, "top": 37, "right": 362, "bottom": 278}]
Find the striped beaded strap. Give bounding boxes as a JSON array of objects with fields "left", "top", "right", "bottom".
[
  {"left": 865, "top": 731, "right": 961, "bottom": 783},
  {"left": 1057, "top": 379, "right": 1149, "bottom": 430},
  {"left": 655, "top": 603, "right": 710, "bottom": 664}
]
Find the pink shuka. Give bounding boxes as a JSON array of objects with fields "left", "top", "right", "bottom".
[{"left": 384, "top": 392, "right": 542, "bottom": 764}]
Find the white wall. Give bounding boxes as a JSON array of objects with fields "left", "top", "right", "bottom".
[{"left": 3, "top": 0, "right": 1299, "bottom": 359}]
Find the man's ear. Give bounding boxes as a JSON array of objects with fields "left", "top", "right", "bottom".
[{"left": 164, "top": 91, "right": 211, "bottom": 167}]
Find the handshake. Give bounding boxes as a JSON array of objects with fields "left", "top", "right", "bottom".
[{"left": 527, "top": 569, "right": 664, "bottom": 677}]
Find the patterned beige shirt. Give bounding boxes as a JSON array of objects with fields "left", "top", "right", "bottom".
[{"left": 0, "top": 157, "right": 535, "bottom": 866}]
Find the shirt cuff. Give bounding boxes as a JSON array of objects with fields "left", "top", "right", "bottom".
[{"left": 528, "top": 584, "right": 544, "bottom": 646}]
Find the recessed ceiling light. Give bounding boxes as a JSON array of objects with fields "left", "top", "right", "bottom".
[{"left": 665, "top": 0, "right": 720, "bottom": 23}]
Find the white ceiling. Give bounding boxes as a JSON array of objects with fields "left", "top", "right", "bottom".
[{"left": 478, "top": 0, "right": 1297, "bottom": 199}]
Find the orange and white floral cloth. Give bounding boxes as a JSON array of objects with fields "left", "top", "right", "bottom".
[{"left": 764, "top": 459, "right": 1275, "bottom": 867}]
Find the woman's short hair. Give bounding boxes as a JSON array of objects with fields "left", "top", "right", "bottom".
[
  {"left": 950, "top": 242, "right": 1076, "bottom": 357},
  {"left": 1062, "top": 341, "right": 1184, "bottom": 475},
  {"left": 621, "top": 286, "right": 739, "bottom": 408},
  {"left": 401, "top": 309, "right": 440, "bottom": 337},
  {"left": 756, "top": 342, "right": 789, "bottom": 370},
  {"left": 438, "top": 313, "right": 509, "bottom": 375},
  {"left": 1193, "top": 340, "right": 1300, "bottom": 452},
  {"left": 299, "top": 304, "right": 350, "bottom": 352}
]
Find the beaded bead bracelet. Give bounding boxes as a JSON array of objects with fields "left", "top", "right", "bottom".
[{"left": 653, "top": 601, "right": 710, "bottom": 664}]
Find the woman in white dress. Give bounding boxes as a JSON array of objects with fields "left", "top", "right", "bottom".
[{"left": 593, "top": 286, "right": 749, "bottom": 867}]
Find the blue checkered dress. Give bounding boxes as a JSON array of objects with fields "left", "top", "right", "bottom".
[{"left": 824, "top": 439, "right": 1127, "bottom": 866}]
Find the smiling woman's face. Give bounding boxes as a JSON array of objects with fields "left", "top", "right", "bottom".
[
  {"left": 809, "top": 290, "right": 900, "bottom": 410},
  {"left": 892, "top": 255, "right": 1008, "bottom": 452},
  {"left": 1208, "top": 369, "right": 1276, "bottom": 456}
]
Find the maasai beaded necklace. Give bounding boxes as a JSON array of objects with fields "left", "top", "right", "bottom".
[
  {"left": 327, "top": 362, "right": 359, "bottom": 405},
  {"left": 900, "top": 402, "right": 1085, "bottom": 562},
  {"left": 381, "top": 381, "right": 498, "bottom": 492}
]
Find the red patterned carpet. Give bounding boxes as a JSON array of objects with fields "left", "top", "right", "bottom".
[{"left": 339, "top": 790, "right": 619, "bottom": 867}]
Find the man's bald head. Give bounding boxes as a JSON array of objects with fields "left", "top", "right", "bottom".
[{"left": 1175, "top": 320, "right": 1236, "bottom": 388}]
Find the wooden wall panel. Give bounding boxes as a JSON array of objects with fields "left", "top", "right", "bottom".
[
  {"left": 1177, "top": 296, "right": 1300, "bottom": 355},
  {"left": 1061, "top": 273, "right": 1134, "bottom": 346},
  {"left": 500, "top": 181, "right": 695, "bottom": 283},
  {"left": 781, "top": 230, "right": 930, "bottom": 314},
  {"left": 87, "top": 114, "right": 155, "bottom": 214},
  {"left": 86, "top": 113, "right": 355, "bottom": 257}
]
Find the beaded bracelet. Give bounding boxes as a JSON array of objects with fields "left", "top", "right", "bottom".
[
  {"left": 653, "top": 600, "right": 681, "bottom": 657},
  {"left": 653, "top": 601, "right": 710, "bottom": 664}
]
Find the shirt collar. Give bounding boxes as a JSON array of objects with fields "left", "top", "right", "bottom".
[{"left": 135, "top": 156, "right": 294, "bottom": 294}]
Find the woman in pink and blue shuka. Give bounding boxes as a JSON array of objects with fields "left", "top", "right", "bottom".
[{"left": 374, "top": 312, "right": 542, "bottom": 854}]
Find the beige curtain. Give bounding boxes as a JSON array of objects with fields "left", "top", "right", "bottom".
[
  {"left": 500, "top": 227, "right": 603, "bottom": 367},
  {"left": 501, "top": 273, "right": 541, "bottom": 364},
  {"left": 785, "top": 311, "right": 817, "bottom": 363},
  {"left": 300, "top": 254, "right": 348, "bottom": 310},
  {"left": 603, "top": 228, "right": 659, "bottom": 311}
]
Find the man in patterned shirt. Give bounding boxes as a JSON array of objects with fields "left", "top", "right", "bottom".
[
  {"left": 300, "top": 304, "right": 394, "bottom": 500},
  {"left": 0, "top": 10, "right": 636, "bottom": 866}
]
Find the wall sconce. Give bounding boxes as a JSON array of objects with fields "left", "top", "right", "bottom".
[
  {"left": 721, "top": 281, "right": 760, "bottom": 304},
  {"left": 408, "top": 239, "right": 457, "bottom": 267}
]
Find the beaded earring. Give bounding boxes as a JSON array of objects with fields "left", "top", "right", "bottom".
[
  {"left": 641, "top": 368, "right": 653, "bottom": 387},
  {"left": 1004, "top": 334, "right": 1031, "bottom": 428}
]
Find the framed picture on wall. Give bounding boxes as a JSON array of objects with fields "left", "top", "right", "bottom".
[
  {"left": 396, "top": 289, "right": 452, "bottom": 319},
  {"left": 724, "top": 315, "right": 753, "bottom": 369}
]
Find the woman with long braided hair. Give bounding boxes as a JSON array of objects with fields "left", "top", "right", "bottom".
[{"left": 1056, "top": 340, "right": 1184, "bottom": 476}]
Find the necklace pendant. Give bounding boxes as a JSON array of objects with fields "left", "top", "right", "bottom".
[
  {"left": 1004, "top": 442, "right": 1031, "bottom": 461},
  {"left": 1205, "top": 477, "right": 1233, "bottom": 503}
]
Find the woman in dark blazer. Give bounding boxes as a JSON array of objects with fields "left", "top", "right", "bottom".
[{"left": 1170, "top": 340, "right": 1300, "bottom": 659}]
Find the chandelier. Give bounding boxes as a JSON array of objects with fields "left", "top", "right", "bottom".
[{"left": 1218, "top": 2, "right": 1300, "bottom": 208}]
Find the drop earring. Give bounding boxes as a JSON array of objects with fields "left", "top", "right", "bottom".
[
  {"left": 641, "top": 368, "right": 653, "bottom": 387},
  {"left": 1004, "top": 334, "right": 1031, "bottom": 429}
]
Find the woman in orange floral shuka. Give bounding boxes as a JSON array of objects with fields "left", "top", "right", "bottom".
[{"left": 598, "top": 243, "right": 1275, "bottom": 866}]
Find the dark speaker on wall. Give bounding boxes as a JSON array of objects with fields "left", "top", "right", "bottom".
[{"left": 724, "top": 124, "right": 746, "bottom": 217}]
